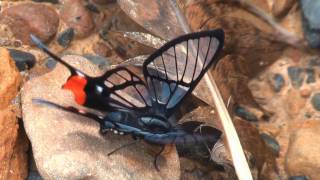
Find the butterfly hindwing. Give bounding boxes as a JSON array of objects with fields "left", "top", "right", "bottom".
[{"left": 143, "top": 30, "right": 224, "bottom": 117}]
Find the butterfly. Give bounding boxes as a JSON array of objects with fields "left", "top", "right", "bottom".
[{"left": 31, "top": 29, "right": 224, "bottom": 170}]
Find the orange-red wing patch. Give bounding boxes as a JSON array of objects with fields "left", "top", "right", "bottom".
[{"left": 63, "top": 75, "right": 87, "bottom": 105}]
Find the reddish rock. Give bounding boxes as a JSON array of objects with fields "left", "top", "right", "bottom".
[
  {"left": 272, "top": 0, "right": 295, "bottom": 18},
  {"left": 61, "top": 0, "right": 95, "bottom": 38},
  {"left": 286, "top": 120, "right": 320, "bottom": 179},
  {"left": 1, "top": 3, "right": 59, "bottom": 45},
  {"left": 0, "top": 48, "right": 21, "bottom": 109},
  {"left": 0, "top": 48, "right": 28, "bottom": 179}
]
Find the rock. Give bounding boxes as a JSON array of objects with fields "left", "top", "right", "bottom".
[
  {"left": 272, "top": 0, "right": 295, "bottom": 18},
  {"left": 287, "top": 66, "right": 303, "bottom": 88},
  {"left": 270, "top": 73, "right": 285, "bottom": 92},
  {"left": 286, "top": 120, "right": 320, "bottom": 179},
  {"left": 0, "top": 107, "right": 28, "bottom": 180},
  {"left": 8, "top": 49, "right": 36, "bottom": 71},
  {"left": 83, "top": 54, "right": 110, "bottom": 70},
  {"left": 305, "top": 68, "right": 315, "bottom": 83},
  {"left": 32, "top": 0, "right": 59, "bottom": 3},
  {"left": 21, "top": 55, "right": 180, "bottom": 179},
  {"left": 85, "top": 2, "right": 100, "bottom": 14},
  {"left": 285, "top": 89, "right": 306, "bottom": 116},
  {"left": 311, "top": 93, "right": 320, "bottom": 111},
  {"left": 93, "top": 42, "right": 112, "bottom": 57},
  {"left": 45, "top": 57, "right": 57, "bottom": 70},
  {"left": 260, "top": 133, "right": 280, "bottom": 156},
  {"left": 234, "top": 106, "right": 258, "bottom": 122},
  {"left": 289, "top": 176, "right": 309, "bottom": 180},
  {"left": 1, "top": 3, "right": 59, "bottom": 45},
  {"left": 61, "top": 0, "right": 95, "bottom": 38},
  {"left": 300, "top": 0, "right": 320, "bottom": 48},
  {"left": 57, "top": 28, "right": 74, "bottom": 48},
  {"left": 0, "top": 48, "right": 21, "bottom": 109},
  {"left": 92, "top": 0, "right": 115, "bottom": 5},
  {"left": 300, "top": 88, "right": 311, "bottom": 98}
]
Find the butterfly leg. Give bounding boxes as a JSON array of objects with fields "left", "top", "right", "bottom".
[
  {"left": 107, "top": 139, "right": 140, "bottom": 156},
  {"left": 154, "top": 145, "right": 165, "bottom": 171}
]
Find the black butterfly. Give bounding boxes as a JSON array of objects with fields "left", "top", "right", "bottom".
[{"left": 31, "top": 29, "right": 224, "bottom": 170}]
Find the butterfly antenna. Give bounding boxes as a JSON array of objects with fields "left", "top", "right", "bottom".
[
  {"left": 30, "top": 34, "right": 85, "bottom": 75},
  {"left": 107, "top": 139, "right": 139, "bottom": 156},
  {"left": 32, "top": 98, "right": 103, "bottom": 124},
  {"left": 154, "top": 145, "right": 165, "bottom": 171}
]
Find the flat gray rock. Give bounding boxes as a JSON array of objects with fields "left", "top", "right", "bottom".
[{"left": 22, "top": 55, "right": 180, "bottom": 180}]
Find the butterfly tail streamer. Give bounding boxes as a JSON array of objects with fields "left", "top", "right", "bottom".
[
  {"left": 168, "top": 1, "right": 252, "bottom": 179},
  {"left": 30, "top": 34, "right": 87, "bottom": 76}
]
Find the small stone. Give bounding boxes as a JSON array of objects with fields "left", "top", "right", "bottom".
[
  {"left": 234, "top": 106, "right": 258, "bottom": 122},
  {"left": 311, "top": 93, "right": 320, "bottom": 111},
  {"left": 305, "top": 68, "right": 315, "bottom": 83},
  {"left": 289, "top": 176, "right": 309, "bottom": 180},
  {"left": 92, "top": 0, "right": 115, "bottom": 4},
  {"left": 32, "top": 0, "right": 59, "bottom": 3},
  {"left": 288, "top": 66, "right": 304, "bottom": 88},
  {"left": 1, "top": 3, "right": 59, "bottom": 45},
  {"left": 60, "top": 0, "right": 94, "bottom": 38},
  {"left": 308, "top": 57, "right": 320, "bottom": 67},
  {"left": 300, "top": 88, "right": 311, "bottom": 98},
  {"left": 45, "top": 57, "right": 57, "bottom": 70},
  {"left": 57, "top": 28, "right": 74, "bottom": 48},
  {"left": 8, "top": 49, "right": 36, "bottom": 71},
  {"left": 286, "top": 89, "right": 306, "bottom": 116},
  {"left": 271, "top": 73, "right": 285, "bottom": 92},
  {"left": 83, "top": 54, "right": 110, "bottom": 70},
  {"left": 286, "top": 120, "right": 320, "bottom": 179},
  {"left": 272, "top": 0, "right": 294, "bottom": 18},
  {"left": 0, "top": 48, "right": 21, "bottom": 109},
  {"left": 85, "top": 3, "right": 100, "bottom": 13},
  {"left": 300, "top": 0, "right": 320, "bottom": 48},
  {"left": 260, "top": 133, "right": 280, "bottom": 156},
  {"left": 93, "top": 42, "right": 112, "bottom": 57}
]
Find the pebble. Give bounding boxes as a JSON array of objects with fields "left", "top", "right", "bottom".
[
  {"left": 260, "top": 133, "right": 280, "bottom": 156},
  {"left": 305, "top": 68, "right": 315, "bottom": 83},
  {"left": 289, "top": 176, "right": 309, "bottom": 180},
  {"left": 83, "top": 54, "right": 110, "bottom": 70},
  {"left": 1, "top": 3, "right": 59, "bottom": 45},
  {"left": 44, "top": 57, "right": 57, "bottom": 70},
  {"left": 311, "top": 93, "right": 320, "bottom": 111},
  {"left": 300, "top": 88, "right": 311, "bottom": 98},
  {"left": 85, "top": 3, "right": 100, "bottom": 14},
  {"left": 271, "top": 73, "right": 285, "bottom": 92},
  {"left": 286, "top": 120, "right": 320, "bottom": 179},
  {"left": 8, "top": 49, "right": 36, "bottom": 71},
  {"left": 93, "top": 42, "right": 112, "bottom": 57},
  {"left": 272, "top": 0, "right": 294, "bottom": 18},
  {"left": 60, "top": 0, "right": 95, "bottom": 38},
  {"left": 300, "top": 0, "right": 320, "bottom": 48},
  {"left": 57, "top": 28, "right": 74, "bottom": 48},
  {"left": 32, "top": 0, "right": 59, "bottom": 3},
  {"left": 287, "top": 66, "right": 303, "bottom": 88},
  {"left": 234, "top": 106, "right": 258, "bottom": 122}
]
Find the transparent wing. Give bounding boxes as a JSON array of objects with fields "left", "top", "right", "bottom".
[
  {"left": 143, "top": 30, "right": 224, "bottom": 117},
  {"left": 97, "top": 67, "right": 152, "bottom": 112}
]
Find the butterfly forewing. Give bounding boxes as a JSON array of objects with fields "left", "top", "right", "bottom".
[
  {"left": 100, "top": 67, "right": 151, "bottom": 111},
  {"left": 143, "top": 30, "right": 224, "bottom": 117}
]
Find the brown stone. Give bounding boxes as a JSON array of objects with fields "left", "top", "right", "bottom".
[
  {"left": 285, "top": 89, "right": 307, "bottom": 117},
  {"left": 1, "top": 3, "right": 59, "bottom": 45},
  {"left": 272, "top": 0, "right": 295, "bottom": 18},
  {"left": 22, "top": 55, "right": 180, "bottom": 179},
  {"left": 286, "top": 120, "right": 320, "bottom": 179},
  {"left": 61, "top": 0, "right": 95, "bottom": 38},
  {"left": 0, "top": 48, "right": 21, "bottom": 109},
  {"left": 93, "top": 41, "right": 112, "bottom": 57}
]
